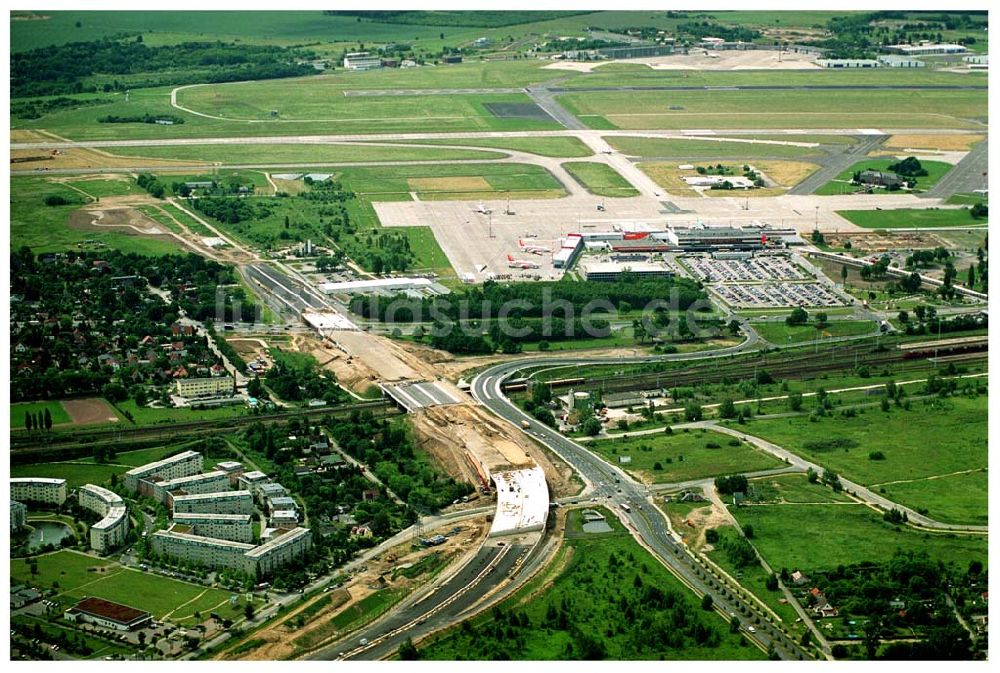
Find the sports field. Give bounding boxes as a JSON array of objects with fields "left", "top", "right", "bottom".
[
  {"left": 730, "top": 394, "right": 987, "bottom": 524},
  {"left": 836, "top": 208, "right": 985, "bottom": 229},
  {"left": 588, "top": 428, "right": 785, "bottom": 484},
  {"left": 814, "top": 158, "right": 955, "bottom": 196},
  {"left": 558, "top": 89, "right": 987, "bottom": 130},
  {"left": 9, "top": 550, "right": 252, "bottom": 625},
  {"left": 563, "top": 162, "right": 639, "bottom": 197}
]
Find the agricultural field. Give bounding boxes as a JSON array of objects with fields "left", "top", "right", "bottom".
[
  {"left": 836, "top": 208, "right": 986, "bottom": 229},
  {"left": 563, "top": 162, "right": 639, "bottom": 197},
  {"left": 750, "top": 320, "right": 875, "bottom": 344},
  {"left": 108, "top": 143, "right": 505, "bottom": 164},
  {"left": 587, "top": 428, "right": 786, "bottom": 484},
  {"left": 605, "top": 136, "right": 824, "bottom": 159},
  {"left": 814, "top": 158, "right": 955, "bottom": 196},
  {"left": 728, "top": 393, "right": 987, "bottom": 524},
  {"left": 558, "top": 89, "right": 987, "bottom": 131},
  {"left": 422, "top": 508, "right": 762, "bottom": 660},
  {"left": 9, "top": 550, "right": 254, "bottom": 625}
]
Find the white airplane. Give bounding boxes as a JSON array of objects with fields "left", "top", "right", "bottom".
[
  {"left": 474, "top": 203, "right": 492, "bottom": 214},
  {"left": 507, "top": 254, "right": 540, "bottom": 269},
  {"left": 518, "top": 239, "right": 550, "bottom": 255}
]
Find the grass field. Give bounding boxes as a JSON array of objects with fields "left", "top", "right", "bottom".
[
  {"left": 728, "top": 503, "right": 987, "bottom": 573},
  {"left": 9, "top": 550, "right": 252, "bottom": 624},
  {"left": 814, "top": 158, "right": 955, "bottom": 196},
  {"left": 10, "top": 176, "right": 183, "bottom": 255},
  {"left": 384, "top": 136, "right": 594, "bottom": 157},
  {"left": 60, "top": 177, "right": 141, "bottom": 199},
  {"left": 729, "top": 394, "right": 987, "bottom": 524},
  {"left": 587, "top": 428, "right": 785, "bottom": 484},
  {"left": 10, "top": 462, "right": 121, "bottom": 489},
  {"left": 114, "top": 399, "right": 248, "bottom": 426},
  {"left": 11, "top": 401, "right": 71, "bottom": 427},
  {"left": 558, "top": 89, "right": 986, "bottom": 131},
  {"left": 836, "top": 208, "right": 985, "bottom": 229},
  {"left": 563, "top": 162, "right": 639, "bottom": 197},
  {"left": 877, "top": 469, "right": 988, "bottom": 526},
  {"left": 751, "top": 320, "right": 875, "bottom": 344},
  {"left": 394, "top": 227, "right": 454, "bottom": 276},
  {"left": 337, "top": 162, "right": 565, "bottom": 200},
  {"left": 108, "top": 143, "right": 505, "bottom": 164},
  {"left": 605, "top": 136, "right": 823, "bottom": 159},
  {"left": 749, "top": 473, "right": 853, "bottom": 504},
  {"left": 423, "top": 508, "right": 761, "bottom": 660}
]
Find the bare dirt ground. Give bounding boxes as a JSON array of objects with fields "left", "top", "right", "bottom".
[
  {"left": 294, "top": 334, "right": 382, "bottom": 394},
  {"left": 543, "top": 49, "right": 819, "bottom": 73},
  {"left": 884, "top": 134, "right": 984, "bottom": 152},
  {"left": 824, "top": 230, "right": 949, "bottom": 254},
  {"left": 11, "top": 145, "right": 206, "bottom": 171},
  {"left": 328, "top": 331, "right": 420, "bottom": 382},
  {"left": 63, "top": 398, "right": 119, "bottom": 425},
  {"left": 225, "top": 518, "right": 488, "bottom": 661}
]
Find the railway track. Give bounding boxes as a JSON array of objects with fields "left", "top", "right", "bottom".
[{"left": 11, "top": 399, "right": 397, "bottom": 457}]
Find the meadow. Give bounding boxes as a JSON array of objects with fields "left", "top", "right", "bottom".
[
  {"left": 11, "top": 401, "right": 72, "bottom": 427},
  {"left": 9, "top": 550, "right": 251, "bottom": 625},
  {"left": 729, "top": 394, "right": 987, "bottom": 523},
  {"left": 422, "top": 508, "right": 762, "bottom": 660},
  {"left": 605, "top": 136, "right": 823, "bottom": 159},
  {"left": 836, "top": 208, "right": 985, "bottom": 229},
  {"left": 750, "top": 320, "right": 875, "bottom": 345},
  {"left": 109, "top": 143, "right": 505, "bottom": 164},
  {"left": 814, "top": 158, "right": 955, "bottom": 195},
  {"left": 587, "top": 428, "right": 786, "bottom": 484},
  {"left": 558, "top": 89, "right": 987, "bottom": 130},
  {"left": 10, "top": 462, "right": 121, "bottom": 489},
  {"left": 113, "top": 399, "right": 249, "bottom": 426},
  {"left": 728, "top": 503, "right": 987, "bottom": 573},
  {"left": 336, "top": 162, "right": 565, "bottom": 199},
  {"left": 563, "top": 162, "right": 639, "bottom": 197},
  {"left": 385, "top": 136, "right": 593, "bottom": 158}
]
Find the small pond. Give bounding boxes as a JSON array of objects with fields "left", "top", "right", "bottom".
[{"left": 26, "top": 520, "right": 74, "bottom": 551}]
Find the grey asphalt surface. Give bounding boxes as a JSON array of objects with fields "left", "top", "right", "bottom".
[
  {"left": 921, "top": 137, "right": 988, "bottom": 199},
  {"left": 787, "top": 134, "right": 888, "bottom": 195},
  {"left": 524, "top": 87, "right": 587, "bottom": 130}
]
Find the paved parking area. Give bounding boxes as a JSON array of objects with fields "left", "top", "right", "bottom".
[
  {"left": 711, "top": 281, "right": 848, "bottom": 309},
  {"left": 680, "top": 254, "right": 810, "bottom": 282}
]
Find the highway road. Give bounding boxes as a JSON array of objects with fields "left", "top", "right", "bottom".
[{"left": 469, "top": 336, "right": 816, "bottom": 661}]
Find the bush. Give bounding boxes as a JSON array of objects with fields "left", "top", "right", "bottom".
[{"left": 868, "top": 450, "right": 886, "bottom": 461}]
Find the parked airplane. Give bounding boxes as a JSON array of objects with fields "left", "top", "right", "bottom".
[
  {"left": 507, "top": 254, "right": 540, "bottom": 269},
  {"left": 518, "top": 239, "right": 550, "bottom": 255},
  {"left": 474, "top": 203, "right": 492, "bottom": 214}
]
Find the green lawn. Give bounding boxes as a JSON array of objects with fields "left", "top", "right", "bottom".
[
  {"left": 728, "top": 503, "right": 987, "bottom": 574},
  {"left": 10, "top": 462, "right": 122, "bottom": 489},
  {"left": 878, "top": 469, "right": 988, "bottom": 526},
  {"left": 558, "top": 89, "right": 986, "bottom": 131},
  {"left": 64, "top": 178, "right": 141, "bottom": 199},
  {"left": 748, "top": 473, "right": 853, "bottom": 504},
  {"left": 109, "top": 143, "right": 505, "bottom": 164},
  {"left": 751, "top": 320, "right": 875, "bottom": 344},
  {"left": 11, "top": 401, "right": 71, "bottom": 427},
  {"left": 605, "top": 136, "right": 822, "bottom": 159},
  {"left": 423, "top": 508, "right": 762, "bottom": 660},
  {"left": 836, "top": 208, "right": 986, "bottom": 229},
  {"left": 336, "top": 162, "right": 565, "bottom": 200},
  {"left": 588, "top": 428, "right": 785, "bottom": 484},
  {"left": 383, "top": 136, "right": 594, "bottom": 158},
  {"left": 815, "top": 158, "right": 955, "bottom": 195},
  {"left": 10, "top": 176, "right": 183, "bottom": 255},
  {"left": 394, "top": 227, "right": 454, "bottom": 276},
  {"left": 9, "top": 550, "right": 245, "bottom": 624},
  {"left": 563, "top": 162, "right": 639, "bottom": 197},
  {"left": 728, "top": 394, "right": 987, "bottom": 524}
]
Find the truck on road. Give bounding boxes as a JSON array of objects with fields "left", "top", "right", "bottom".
[{"left": 620, "top": 503, "right": 631, "bottom": 512}]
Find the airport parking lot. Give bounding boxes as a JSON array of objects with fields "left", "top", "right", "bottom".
[
  {"left": 679, "top": 254, "right": 810, "bottom": 282},
  {"left": 711, "top": 281, "right": 848, "bottom": 309}
]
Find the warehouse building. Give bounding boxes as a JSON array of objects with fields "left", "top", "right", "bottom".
[
  {"left": 319, "top": 277, "right": 448, "bottom": 296},
  {"left": 78, "top": 484, "right": 129, "bottom": 553},
  {"left": 580, "top": 260, "right": 675, "bottom": 282},
  {"left": 816, "top": 58, "right": 879, "bottom": 68},
  {"left": 10, "top": 478, "right": 67, "bottom": 506},
  {"left": 64, "top": 598, "right": 152, "bottom": 631},
  {"left": 242, "top": 527, "right": 312, "bottom": 576},
  {"left": 124, "top": 450, "right": 203, "bottom": 492},
  {"left": 171, "top": 512, "right": 254, "bottom": 543},
  {"left": 884, "top": 42, "right": 967, "bottom": 55},
  {"left": 155, "top": 471, "right": 230, "bottom": 505},
  {"left": 343, "top": 52, "right": 382, "bottom": 70},
  {"left": 553, "top": 234, "right": 584, "bottom": 269},
  {"left": 11, "top": 500, "right": 27, "bottom": 532},
  {"left": 175, "top": 376, "right": 235, "bottom": 399},
  {"left": 877, "top": 55, "right": 925, "bottom": 68},
  {"left": 171, "top": 490, "right": 254, "bottom": 515}
]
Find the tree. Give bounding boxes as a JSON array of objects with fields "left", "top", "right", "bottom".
[
  {"left": 742, "top": 523, "right": 754, "bottom": 539},
  {"left": 730, "top": 616, "right": 741, "bottom": 633},
  {"left": 582, "top": 417, "right": 602, "bottom": 437},
  {"left": 766, "top": 573, "right": 779, "bottom": 591},
  {"left": 806, "top": 467, "right": 818, "bottom": 483},
  {"left": 244, "top": 603, "right": 255, "bottom": 621},
  {"left": 788, "top": 393, "right": 803, "bottom": 412},
  {"left": 684, "top": 402, "right": 703, "bottom": 422},
  {"left": 24, "top": 411, "right": 31, "bottom": 432},
  {"left": 43, "top": 408, "right": 52, "bottom": 431},
  {"left": 815, "top": 312, "right": 828, "bottom": 328},
  {"left": 137, "top": 632, "right": 146, "bottom": 648},
  {"left": 967, "top": 264, "right": 976, "bottom": 288},
  {"left": 897, "top": 310, "right": 908, "bottom": 324},
  {"left": 840, "top": 265, "right": 848, "bottom": 285},
  {"left": 786, "top": 307, "right": 808, "bottom": 326},
  {"left": 727, "top": 319, "right": 741, "bottom": 336},
  {"left": 800, "top": 630, "right": 811, "bottom": 647},
  {"left": 398, "top": 637, "right": 420, "bottom": 660},
  {"left": 718, "top": 398, "right": 737, "bottom": 419},
  {"left": 700, "top": 594, "right": 714, "bottom": 611}
]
